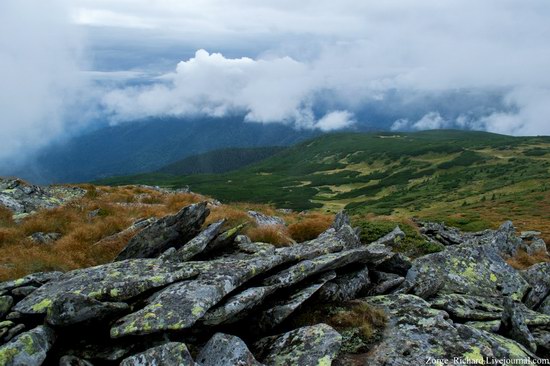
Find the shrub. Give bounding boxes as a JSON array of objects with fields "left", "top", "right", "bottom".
[
  {"left": 507, "top": 249, "right": 550, "bottom": 270},
  {"left": 246, "top": 225, "right": 292, "bottom": 247},
  {"left": 329, "top": 302, "right": 387, "bottom": 340},
  {"left": 288, "top": 214, "right": 333, "bottom": 242}
]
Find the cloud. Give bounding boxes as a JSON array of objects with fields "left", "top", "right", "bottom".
[
  {"left": 0, "top": 0, "right": 89, "bottom": 164},
  {"left": 391, "top": 112, "right": 449, "bottom": 131},
  {"left": 102, "top": 49, "right": 356, "bottom": 130}
]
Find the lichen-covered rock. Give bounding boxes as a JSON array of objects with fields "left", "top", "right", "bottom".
[
  {"left": 521, "top": 262, "right": 550, "bottom": 309},
  {"left": 200, "top": 223, "right": 246, "bottom": 256},
  {"left": 431, "top": 293, "right": 503, "bottom": 320},
  {"left": 0, "top": 296, "right": 14, "bottom": 318},
  {"left": 14, "top": 259, "right": 198, "bottom": 315},
  {"left": 372, "top": 225, "right": 405, "bottom": 246},
  {"left": 318, "top": 265, "right": 370, "bottom": 302},
  {"left": 0, "top": 326, "right": 55, "bottom": 366},
  {"left": 247, "top": 211, "right": 285, "bottom": 227},
  {"left": 375, "top": 253, "right": 412, "bottom": 276},
  {"left": 46, "top": 293, "right": 129, "bottom": 327},
  {"left": 260, "top": 272, "right": 336, "bottom": 329},
  {"left": 254, "top": 324, "right": 342, "bottom": 366},
  {"left": 120, "top": 342, "right": 194, "bottom": 366},
  {"left": 11, "top": 286, "right": 38, "bottom": 298},
  {"left": 500, "top": 297, "right": 537, "bottom": 352},
  {"left": 115, "top": 202, "right": 209, "bottom": 260},
  {"left": 367, "top": 271, "right": 404, "bottom": 296},
  {"left": 197, "top": 333, "right": 262, "bottom": 366},
  {"left": 28, "top": 232, "right": 62, "bottom": 245},
  {"left": 58, "top": 355, "right": 95, "bottom": 366},
  {"left": 402, "top": 243, "right": 529, "bottom": 300},
  {"left": 171, "top": 219, "right": 225, "bottom": 261},
  {"left": 359, "top": 294, "right": 534, "bottom": 365},
  {"left": 419, "top": 221, "right": 464, "bottom": 245},
  {"left": 2, "top": 324, "right": 25, "bottom": 343},
  {"left": 0, "top": 272, "right": 63, "bottom": 293}
]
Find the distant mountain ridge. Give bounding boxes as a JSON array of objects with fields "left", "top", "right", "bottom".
[{"left": 7, "top": 116, "right": 318, "bottom": 184}]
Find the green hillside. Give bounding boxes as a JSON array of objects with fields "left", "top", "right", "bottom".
[
  {"left": 156, "top": 146, "right": 286, "bottom": 175},
  {"left": 98, "top": 130, "right": 550, "bottom": 233}
]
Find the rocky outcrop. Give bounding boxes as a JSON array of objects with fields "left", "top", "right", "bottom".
[
  {"left": 2, "top": 201, "right": 550, "bottom": 364},
  {"left": 0, "top": 178, "right": 85, "bottom": 219},
  {"left": 248, "top": 211, "right": 285, "bottom": 227}
]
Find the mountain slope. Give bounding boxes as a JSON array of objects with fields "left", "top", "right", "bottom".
[
  {"left": 8, "top": 116, "right": 317, "bottom": 184},
  {"left": 156, "top": 146, "right": 286, "bottom": 175},
  {"left": 98, "top": 130, "right": 550, "bottom": 233}
]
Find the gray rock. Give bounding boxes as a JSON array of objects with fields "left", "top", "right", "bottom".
[
  {"left": 464, "top": 320, "right": 501, "bottom": 333},
  {"left": 358, "top": 294, "right": 534, "bottom": 365},
  {"left": 11, "top": 286, "right": 38, "bottom": 297},
  {"left": 46, "top": 293, "right": 129, "bottom": 327},
  {"left": 5, "top": 312, "right": 21, "bottom": 321},
  {"left": 58, "top": 355, "right": 95, "bottom": 366},
  {"left": 500, "top": 297, "right": 537, "bottom": 352},
  {"left": 2, "top": 324, "right": 25, "bottom": 342},
  {"left": 372, "top": 225, "right": 405, "bottom": 246},
  {"left": 0, "top": 321, "right": 14, "bottom": 330},
  {"left": 521, "top": 231, "right": 542, "bottom": 240},
  {"left": 521, "top": 262, "right": 550, "bottom": 309},
  {"left": 235, "top": 235, "right": 252, "bottom": 245},
  {"left": 331, "top": 210, "right": 351, "bottom": 230},
  {"left": 431, "top": 293, "right": 503, "bottom": 320},
  {"left": 14, "top": 259, "right": 198, "bottom": 315},
  {"left": 120, "top": 342, "right": 194, "bottom": 366},
  {"left": 115, "top": 202, "right": 209, "bottom": 260},
  {"left": 172, "top": 220, "right": 225, "bottom": 261},
  {"left": 197, "top": 333, "right": 262, "bottom": 366},
  {"left": 247, "top": 211, "right": 285, "bottom": 227},
  {"left": 318, "top": 265, "right": 370, "bottom": 302},
  {"left": 402, "top": 243, "right": 529, "bottom": 300},
  {"left": 254, "top": 324, "right": 342, "bottom": 366},
  {"left": 260, "top": 272, "right": 336, "bottom": 329},
  {"left": 521, "top": 238, "right": 548, "bottom": 256},
  {"left": 367, "top": 271, "right": 405, "bottom": 295},
  {"left": 419, "top": 221, "right": 464, "bottom": 245},
  {"left": 28, "top": 232, "right": 62, "bottom": 244},
  {"left": 201, "top": 224, "right": 246, "bottom": 256},
  {"left": 375, "top": 252, "right": 412, "bottom": 276},
  {"left": 0, "top": 271, "right": 63, "bottom": 293},
  {"left": 0, "top": 326, "right": 55, "bottom": 365},
  {"left": 0, "top": 295, "right": 14, "bottom": 318}
]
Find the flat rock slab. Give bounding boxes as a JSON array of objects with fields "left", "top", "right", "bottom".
[
  {"left": 14, "top": 259, "right": 199, "bottom": 315},
  {"left": 120, "top": 342, "right": 195, "bottom": 366},
  {"left": 197, "top": 333, "right": 263, "bottom": 366},
  {"left": 254, "top": 324, "right": 342, "bottom": 366},
  {"left": 0, "top": 326, "right": 55, "bottom": 366}
]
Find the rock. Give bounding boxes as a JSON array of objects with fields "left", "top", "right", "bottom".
[
  {"left": 0, "top": 326, "right": 55, "bottom": 365},
  {"left": 431, "top": 294, "right": 503, "bottom": 320},
  {"left": 11, "top": 286, "right": 38, "bottom": 298},
  {"left": 0, "top": 321, "right": 14, "bottom": 330},
  {"left": 318, "top": 265, "right": 370, "bottom": 302},
  {"left": 66, "top": 343, "right": 136, "bottom": 363},
  {"left": 500, "top": 297, "right": 537, "bottom": 352},
  {"left": 59, "top": 355, "right": 95, "bottom": 366},
  {"left": 358, "top": 294, "right": 534, "bottom": 365},
  {"left": 201, "top": 224, "right": 246, "bottom": 256},
  {"left": 115, "top": 202, "right": 209, "bottom": 260},
  {"left": 0, "top": 296, "right": 14, "bottom": 318},
  {"left": 28, "top": 232, "right": 62, "bottom": 244},
  {"left": 375, "top": 253, "right": 412, "bottom": 276},
  {"left": 46, "top": 293, "right": 129, "bottom": 327},
  {"left": 465, "top": 320, "right": 501, "bottom": 333},
  {"left": 419, "top": 221, "right": 464, "bottom": 245},
  {"left": 237, "top": 242, "right": 276, "bottom": 255},
  {"left": 521, "top": 231, "right": 542, "bottom": 240},
  {"left": 171, "top": 219, "right": 225, "bottom": 261},
  {"left": 2, "top": 324, "right": 25, "bottom": 342},
  {"left": 5, "top": 313, "right": 21, "bottom": 321},
  {"left": 402, "top": 243, "right": 529, "bottom": 300},
  {"left": 372, "top": 225, "right": 405, "bottom": 246},
  {"left": 197, "top": 333, "right": 262, "bottom": 366},
  {"left": 0, "top": 271, "right": 63, "bottom": 293},
  {"left": 522, "top": 238, "right": 548, "bottom": 256},
  {"left": 254, "top": 324, "right": 342, "bottom": 366},
  {"left": 247, "top": 211, "right": 285, "bottom": 227},
  {"left": 120, "top": 342, "right": 194, "bottom": 366},
  {"left": 331, "top": 210, "right": 351, "bottom": 230},
  {"left": 368, "top": 271, "right": 404, "bottom": 295},
  {"left": 235, "top": 235, "right": 252, "bottom": 245},
  {"left": 521, "top": 262, "right": 550, "bottom": 309},
  {"left": 14, "top": 259, "right": 198, "bottom": 315},
  {"left": 260, "top": 272, "right": 336, "bottom": 329}
]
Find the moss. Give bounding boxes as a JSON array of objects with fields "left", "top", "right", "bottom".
[
  {"left": 19, "top": 334, "right": 37, "bottom": 355},
  {"left": 0, "top": 347, "right": 19, "bottom": 365},
  {"left": 31, "top": 298, "right": 52, "bottom": 312}
]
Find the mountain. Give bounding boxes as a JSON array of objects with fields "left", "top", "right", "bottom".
[
  {"left": 98, "top": 129, "right": 550, "bottom": 233},
  {"left": 156, "top": 146, "right": 286, "bottom": 175},
  {"left": 9, "top": 116, "right": 318, "bottom": 184}
]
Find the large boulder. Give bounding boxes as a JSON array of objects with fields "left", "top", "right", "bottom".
[
  {"left": 120, "top": 342, "right": 195, "bottom": 366},
  {"left": 170, "top": 220, "right": 225, "bottom": 261},
  {"left": 115, "top": 202, "right": 209, "bottom": 260},
  {"left": 14, "top": 259, "right": 198, "bottom": 315},
  {"left": 254, "top": 324, "right": 342, "bottom": 366},
  {"left": 0, "top": 326, "right": 55, "bottom": 366},
  {"left": 247, "top": 211, "right": 285, "bottom": 227},
  {"left": 197, "top": 333, "right": 262, "bottom": 366},
  {"left": 402, "top": 243, "right": 529, "bottom": 300},
  {"left": 521, "top": 262, "right": 550, "bottom": 309},
  {"left": 318, "top": 265, "right": 370, "bottom": 302}
]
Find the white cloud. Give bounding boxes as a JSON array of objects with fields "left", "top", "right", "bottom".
[
  {"left": 0, "top": 0, "right": 88, "bottom": 163},
  {"left": 315, "top": 111, "right": 355, "bottom": 131}
]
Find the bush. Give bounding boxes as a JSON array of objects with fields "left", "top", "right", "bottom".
[
  {"left": 507, "top": 249, "right": 550, "bottom": 270},
  {"left": 288, "top": 215, "right": 333, "bottom": 242},
  {"left": 246, "top": 225, "right": 292, "bottom": 247}
]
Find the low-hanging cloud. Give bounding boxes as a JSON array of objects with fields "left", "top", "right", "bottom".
[
  {"left": 0, "top": 0, "right": 88, "bottom": 165},
  {"left": 102, "top": 49, "right": 355, "bottom": 130}
]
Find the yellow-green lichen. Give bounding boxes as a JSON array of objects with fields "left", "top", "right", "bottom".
[
  {"left": 31, "top": 298, "right": 52, "bottom": 312},
  {"left": 318, "top": 355, "right": 332, "bottom": 366},
  {"left": 192, "top": 305, "right": 204, "bottom": 316},
  {"left": 490, "top": 273, "right": 497, "bottom": 282},
  {"left": 464, "top": 346, "right": 484, "bottom": 364}
]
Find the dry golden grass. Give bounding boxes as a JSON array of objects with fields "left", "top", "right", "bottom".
[
  {"left": 246, "top": 225, "right": 293, "bottom": 247},
  {"left": 329, "top": 302, "right": 387, "bottom": 340},
  {"left": 287, "top": 213, "right": 333, "bottom": 242},
  {"left": 506, "top": 249, "right": 550, "bottom": 270}
]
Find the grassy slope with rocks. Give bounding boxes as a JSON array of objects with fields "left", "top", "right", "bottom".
[{"left": 98, "top": 130, "right": 550, "bottom": 241}]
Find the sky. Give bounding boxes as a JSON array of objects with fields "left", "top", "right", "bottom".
[{"left": 1, "top": 0, "right": 550, "bottom": 163}]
